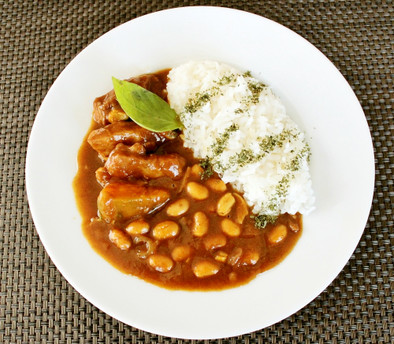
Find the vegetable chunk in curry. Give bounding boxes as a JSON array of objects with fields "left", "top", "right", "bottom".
[{"left": 73, "top": 69, "right": 302, "bottom": 290}]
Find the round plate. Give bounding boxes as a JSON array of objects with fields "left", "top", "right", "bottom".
[{"left": 26, "top": 7, "right": 374, "bottom": 340}]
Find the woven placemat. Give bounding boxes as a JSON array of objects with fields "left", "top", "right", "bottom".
[{"left": 0, "top": 0, "right": 392, "bottom": 343}]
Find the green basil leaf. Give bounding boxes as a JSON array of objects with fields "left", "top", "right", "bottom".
[{"left": 112, "top": 77, "right": 182, "bottom": 132}]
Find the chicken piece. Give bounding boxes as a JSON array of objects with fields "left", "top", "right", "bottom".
[
  {"left": 128, "top": 142, "right": 146, "bottom": 155},
  {"left": 97, "top": 182, "right": 170, "bottom": 223},
  {"left": 95, "top": 167, "right": 111, "bottom": 187},
  {"left": 129, "top": 73, "right": 168, "bottom": 101},
  {"left": 87, "top": 121, "right": 175, "bottom": 158},
  {"left": 93, "top": 94, "right": 123, "bottom": 126},
  {"left": 105, "top": 143, "right": 186, "bottom": 180},
  {"left": 93, "top": 73, "right": 168, "bottom": 125}
]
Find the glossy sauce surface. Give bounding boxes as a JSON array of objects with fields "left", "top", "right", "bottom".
[{"left": 73, "top": 70, "right": 302, "bottom": 290}]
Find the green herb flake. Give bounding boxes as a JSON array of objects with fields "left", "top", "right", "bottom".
[
  {"left": 288, "top": 156, "right": 301, "bottom": 172},
  {"left": 286, "top": 142, "right": 311, "bottom": 172},
  {"left": 211, "top": 123, "right": 239, "bottom": 156},
  {"left": 215, "top": 73, "right": 236, "bottom": 86},
  {"left": 305, "top": 142, "right": 311, "bottom": 163},
  {"left": 252, "top": 214, "right": 278, "bottom": 229},
  {"left": 259, "top": 135, "right": 279, "bottom": 153},
  {"left": 247, "top": 81, "right": 267, "bottom": 104},
  {"left": 262, "top": 176, "right": 291, "bottom": 215},
  {"left": 259, "top": 129, "right": 298, "bottom": 153},
  {"left": 276, "top": 176, "right": 290, "bottom": 198},
  {"left": 199, "top": 158, "right": 214, "bottom": 180},
  {"left": 184, "top": 92, "right": 211, "bottom": 114},
  {"left": 112, "top": 77, "right": 182, "bottom": 132},
  {"left": 230, "top": 148, "right": 257, "bottom": 167}
]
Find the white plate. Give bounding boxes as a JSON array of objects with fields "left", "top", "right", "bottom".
[{"left": 26, "top": 7, "right": 374, "bottom": 340}]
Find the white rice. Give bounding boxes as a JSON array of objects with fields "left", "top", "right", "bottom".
[{"left": 167, "top": 61, "right": 315, "bottom": 216}]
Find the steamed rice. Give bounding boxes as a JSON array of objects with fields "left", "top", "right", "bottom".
[{"left": 167, "top": 61, "right": 315, "bottom": 217}]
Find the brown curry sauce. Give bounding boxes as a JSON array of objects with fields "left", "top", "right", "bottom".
[{"left": 73, "top": 70, "right": 302, "bottom": 290}]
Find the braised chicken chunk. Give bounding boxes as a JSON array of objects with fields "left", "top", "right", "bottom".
[
  {"left": 105, "top": 143, "right": 186, "bottom": 180},
  {"left": 87, "top": 121, "right": 174, "bottom": 158}
]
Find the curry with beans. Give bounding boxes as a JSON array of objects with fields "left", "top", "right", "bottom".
[{"left": 73, "top": 69, "right": 302, "bottom": 290}]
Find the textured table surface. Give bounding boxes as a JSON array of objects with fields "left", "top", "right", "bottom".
[{"left": 0, "top": 1, "right": 392, "bottom": 343}]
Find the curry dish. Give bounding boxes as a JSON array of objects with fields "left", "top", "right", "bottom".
[{"left": 73, "top": 69, "right": 302, "bottom": 290}]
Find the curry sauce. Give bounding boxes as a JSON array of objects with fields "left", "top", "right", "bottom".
[{"left": 73, "top": 70, "right": 302, "bottom": 290}]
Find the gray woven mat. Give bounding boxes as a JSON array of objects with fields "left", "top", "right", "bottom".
[{"left": 0, "top": 0, "right": 392, "bottom": 343}]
